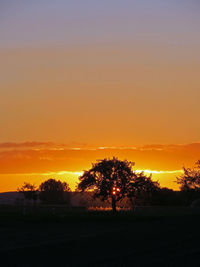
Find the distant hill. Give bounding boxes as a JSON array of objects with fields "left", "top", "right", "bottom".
[
  {"left": 0, "top": 192, "right": 23, "bottom": 204},
  {"left": 0, "top": 191, "right": 92, "bottom": 207}
]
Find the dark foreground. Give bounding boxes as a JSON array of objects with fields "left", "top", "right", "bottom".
[{"left": 1, "top": 206, "right": 200, "bottom": 267}]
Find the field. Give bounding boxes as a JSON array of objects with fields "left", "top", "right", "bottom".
[{"left": 1, "top": 205, "right": 200, "bottom": 266}]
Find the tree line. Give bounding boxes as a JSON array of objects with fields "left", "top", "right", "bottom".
[
  {"left": 18, "top": 157, "right": 200, "bottom": 212},
  {"left": 18, "top": 179, "right": 71, "bottom": 204}
]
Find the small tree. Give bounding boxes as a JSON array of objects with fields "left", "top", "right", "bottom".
[
  {"left": 78, "top": 157, "right": 159, "bottom": 212},
  {"left": 177, "top": 161, "right": 200, "bottom": 191},
  {"left": 18, "top": 182, "right": 38, "bottom": 202},
  {"left": 176, "top": 161, "right": 200, "bottom": 204},
  {"left": 128, "top": 172, "right": 160, "bottom": 206},
  {"left": 39, "top": 179, "right": 71, "bottom": 204}
]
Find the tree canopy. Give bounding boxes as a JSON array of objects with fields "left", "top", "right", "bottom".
[
  {"left": 129, "top": 172, "right": 160, "bottom": 206},
  {"left": 39, "top": 179, "right": 71, "bottom": 203},
  {"left": 18, "top": 182, "right": 38, "bottom": 201},
  {"left": 177, "top": 161, "right": 200, "bottom": 191}
]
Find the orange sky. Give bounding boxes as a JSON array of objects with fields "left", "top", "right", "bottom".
[
  {"left": 0, "top": 1, "right": 200, "bottom": 192},
  {"left": 1, "top": 142, "right": 200, "bottom": 192}
]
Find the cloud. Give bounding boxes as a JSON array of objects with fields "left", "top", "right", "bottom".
[
  {"left": 11, "top": 170, "right": 84, "bottom": 177},
  {"left": 0, "top": 141, "right": 200, "bottom": 175},
  {"left": 0, "top": 141, "right": 55, "bottom": 149},
  {"left": 1, "top": 141, "right": 199, "bottom": 152}
]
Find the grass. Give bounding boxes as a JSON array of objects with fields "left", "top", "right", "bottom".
[{"left": 0, "top": 205, "right": 200, "bottom": 266}]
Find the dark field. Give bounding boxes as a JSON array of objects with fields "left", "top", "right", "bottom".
[{"left": 1, "top": 206, "right": 200, "bottom": 267}]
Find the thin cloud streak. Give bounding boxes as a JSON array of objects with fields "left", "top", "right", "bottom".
[
  {"left": 0, "top": 142, "right": 54, "bottom": 148},
  {"left": 2, "top": 169, "right": 183, "bottom": 176},
  {"left": 9, "top": 170, "right": 84, "bottom": 176},
  {"left": 136, "top": 170, "right": 183, "bottom": 174},
  {"left": 1, "top": 142, "right": 200, "bottom": 152}
]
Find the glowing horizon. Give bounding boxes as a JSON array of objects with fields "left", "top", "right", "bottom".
[
  {"left": 0, "top": 168, "right": 184, "bottom": 193},
  {"left": 1, "top": 141, "right": 199, "bottom": 192},
  {"left": 0, "top": 167, "right": 184, "bottom": 192}
]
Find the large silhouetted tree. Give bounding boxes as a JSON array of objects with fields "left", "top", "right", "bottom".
[
  {"left": 78, "top": 157, "right": 160, "bottom": 212},
  {"left": 39, "top": 179, "right": 71, "bottom": 203}
]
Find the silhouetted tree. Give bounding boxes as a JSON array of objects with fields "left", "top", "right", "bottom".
[
  {"left": 128, "top": 172, "right": 160, "bottom": 206},
  {"left": 78, "top": 157, "right": 160, "bottom": 212},
  {"left": 39, "top": 179, "right": 71, "bottom": 204},
  {"left": 18, "top": 182, "right": 38, "bottom": 202},
  {"left": 176, "top": 161, "right": 200, "bottom": 204},
  {"left": 177, "top": 161, "right": 200, "bottom": 191}
]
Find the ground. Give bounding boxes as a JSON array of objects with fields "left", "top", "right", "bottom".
[{"left": 0, "top": 206, "right": 200, "bottom": 266}]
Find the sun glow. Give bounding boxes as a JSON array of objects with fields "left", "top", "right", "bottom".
[
  {"left": 136, "top": 170, "right": 183, "bottom": 175},
  {"left": 0, "top": 168, "right": 183, "bottom": 193}
]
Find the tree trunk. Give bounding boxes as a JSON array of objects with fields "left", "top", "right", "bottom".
[
  {"left": 130, "top": 197, "right": 136, "bottom": 212},
  {"left": 112, "top": 196, "right": 117, "bottom": 213}
]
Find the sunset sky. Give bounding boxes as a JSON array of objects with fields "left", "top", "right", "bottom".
[{"left": 0, "top": 1, "right": 200, "bottom": 192}]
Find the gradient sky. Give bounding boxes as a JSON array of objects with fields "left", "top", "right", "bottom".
[{"left": 0, "top": 1, "right": 200, "bottom": 191}]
